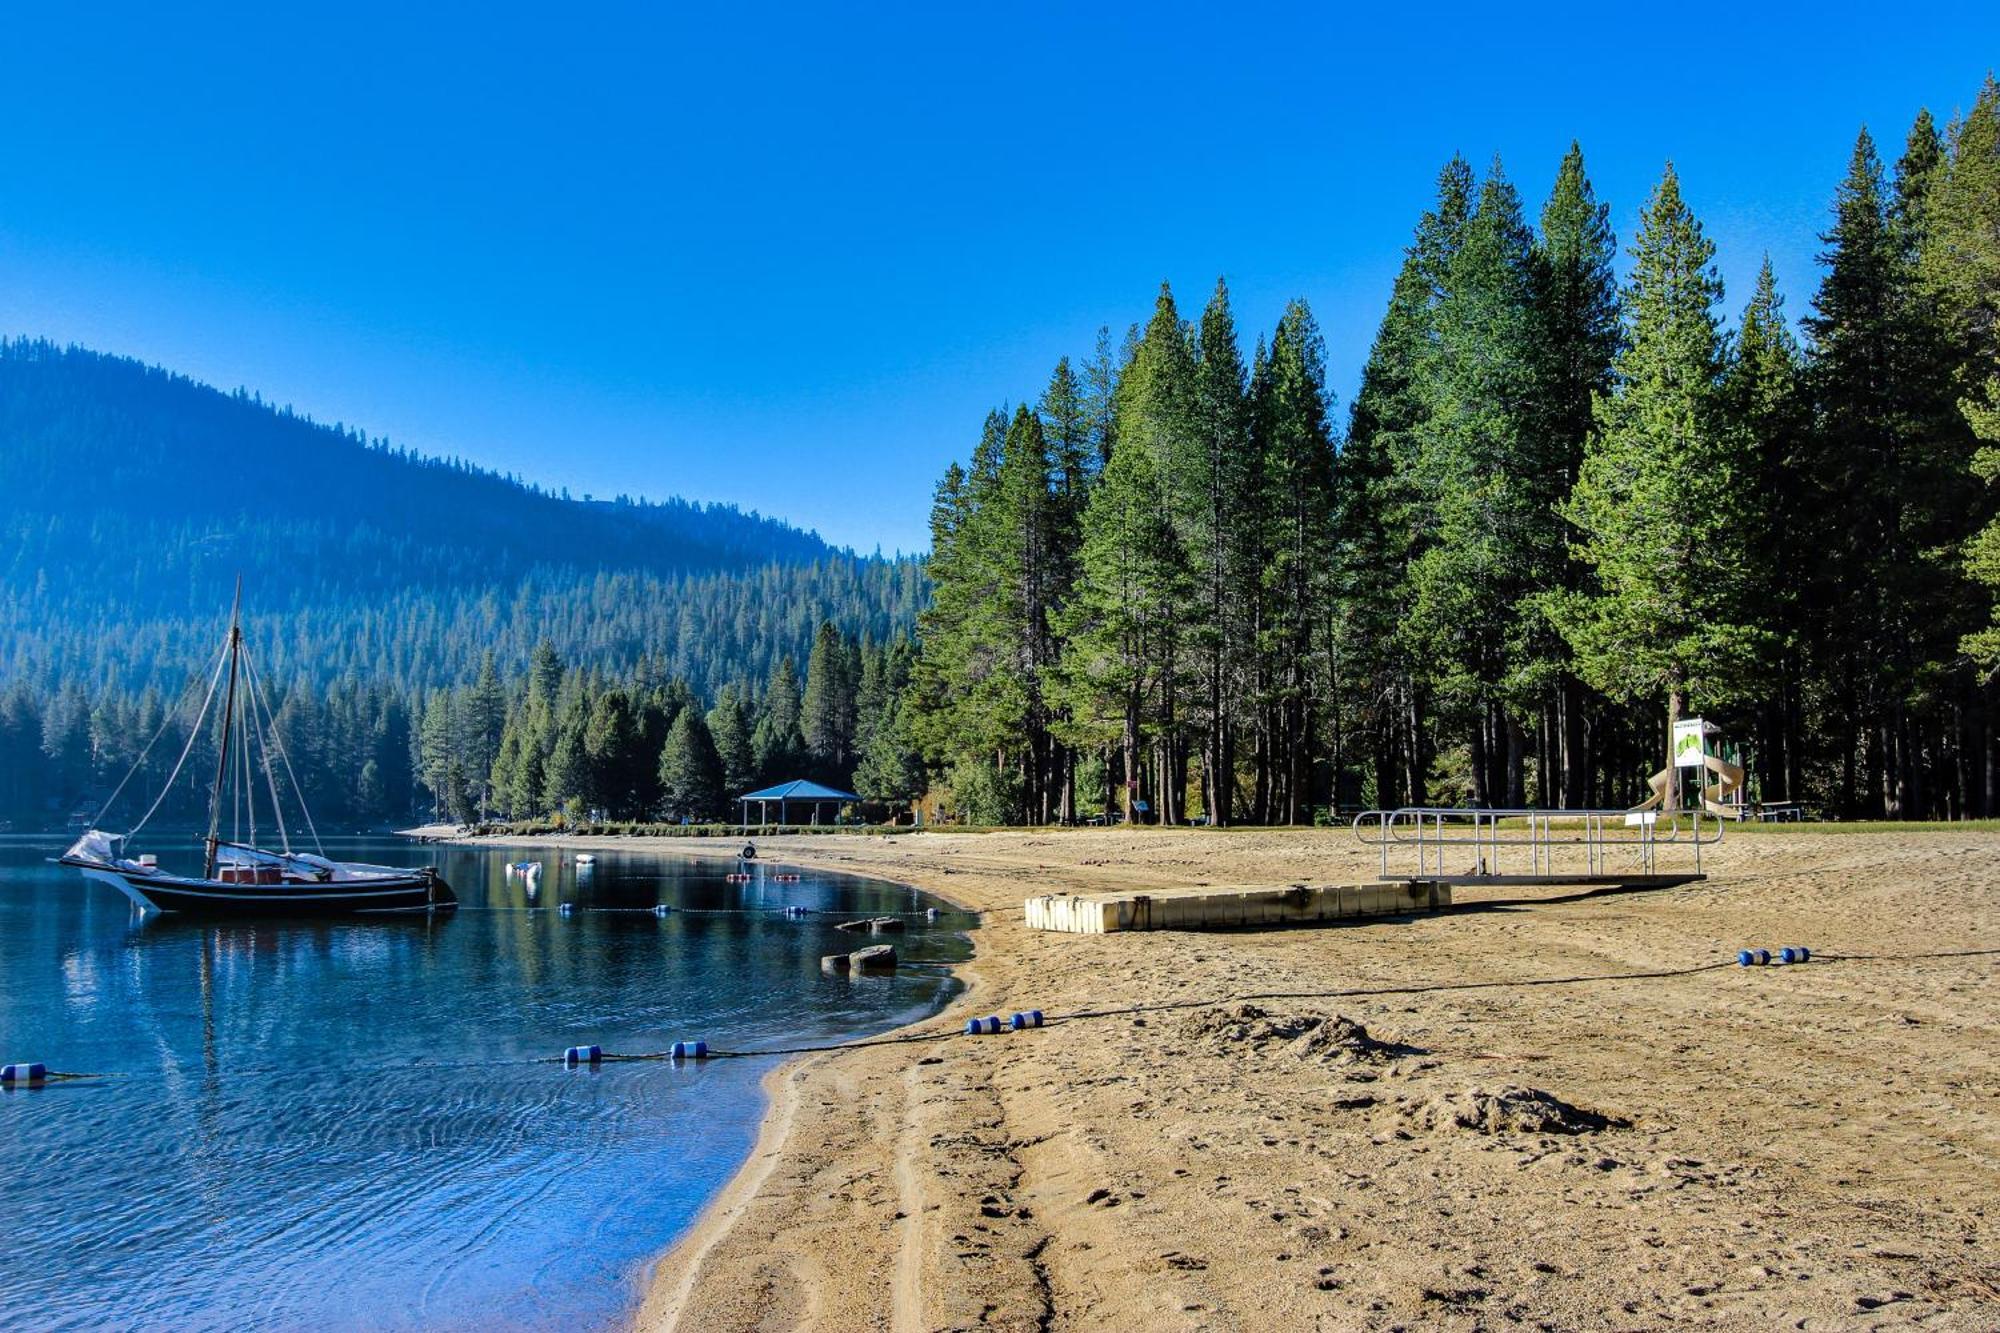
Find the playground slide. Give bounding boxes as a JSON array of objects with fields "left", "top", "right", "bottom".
[{"left": 1633, "top": 752, "right": 1747, "bottom": 820}]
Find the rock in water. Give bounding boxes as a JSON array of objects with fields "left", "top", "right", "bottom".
[
  {"left": 849, "top": 944, "right": 898, "bottom": 973},
  {"left": 868, "top": 916, "right": 906, "bottom": 933},
  {"left": 821, "top": 953, "right": 852, "bottom": 974}
]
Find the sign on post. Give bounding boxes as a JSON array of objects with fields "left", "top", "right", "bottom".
[{"left": 1673, "top": 717, "right": 1709, "bottom": 768}]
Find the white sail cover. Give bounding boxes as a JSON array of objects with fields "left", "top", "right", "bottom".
[{"left": 64, "top": 830, "right": 132, "bottom": 869}]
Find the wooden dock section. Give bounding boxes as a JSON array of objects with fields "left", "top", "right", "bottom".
[{"left": 1025, "top": 880, "right": 1451, "bottom": 934}]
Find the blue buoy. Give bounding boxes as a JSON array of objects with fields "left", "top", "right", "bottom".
[
  {"left": 1009, "top": 1011, "right": 1045, "bottom": 1030},
  {"left": 559, "top": 902, "right": 575, "bottom": 916},
  {"left": 564, "top": 1045, "right": 602, "bottom": 1067},
  {"left": 1, "top": 1062, "right": 48, "bottom": 1085},
  {"left": 925, "top": 908, "right": 940, "bottom": 922},
  {"left": 1736, "top": 950, "right": 1755, "bottom": 967},
  {"left": 964, "top": 1016, "right": 1003, "bottom": 1035},
  {"left": 1796, "top": 945, "right": 1811, "bottom": 963},
  {"left": 1752, "top": 948, "right": 1771, "bottom": 966},
  {"left": 670, "top": 1040, "right": 708, "bottom": 1061},
  {"left": 653, "top": 904, "right": 672, "bottom": 917}
]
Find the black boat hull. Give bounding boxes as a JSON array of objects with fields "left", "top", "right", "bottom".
[{"left": 73, "top": 865, "right": 456, "bottom": 916}]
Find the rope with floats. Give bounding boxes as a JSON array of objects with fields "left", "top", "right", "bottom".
[{"left": 10, "top": 949, "right": 1990, "bottom": 1091}]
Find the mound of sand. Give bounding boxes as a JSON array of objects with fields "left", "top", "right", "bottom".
[
  {"left": 1411, "top": 1085, "right": 1621, "bottom": 1136},
  {"left": 1182, "top": 1003, "right": 1409, "bottom": 1066}
]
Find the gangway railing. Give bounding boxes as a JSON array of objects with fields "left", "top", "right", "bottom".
[{"left": 1351, "top": 807, "right": 1721, "bottom": 884}]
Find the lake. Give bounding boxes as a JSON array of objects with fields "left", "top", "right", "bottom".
[{"left": 0, "top": 836, "right": 967, "bottom": 1330}]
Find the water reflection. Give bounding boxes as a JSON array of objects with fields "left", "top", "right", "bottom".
[{"left": 0, "top": 836, "right": 966, "bottom": 1330}]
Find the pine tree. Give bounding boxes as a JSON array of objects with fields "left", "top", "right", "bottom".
[
  {"left": 658, "top": 706, "right": 724, "bottom": 822},
  {"left": 1805, "top": 126, "right": 1981, "bottom": 814},
  {"left": 1408, "top": 160, "right": 1545, "bottom": 805},
  {"left": 542, "top": 715, "right": 587, "bottom": 819},
  {"left": 1925, "top": 80, "right": 2000, "bottom": 672},
  {"left": 1190, "top": 278, "right": 1256, "bottom": 823},
  {"left": 801, "top": 620, "right": 857, "bottom": 775},
  {"left": 1336, "top": 156, "right": 1474, "bottom": 813},
  {"left": 461, "top": 653, "right": 506, "bottom": 816},
  {"left": 1531, "top": 142, "right": 1621, "bottom": 807},
  {"left": 706, "top": 687, "right": 757, "bottom": 795},
  {"left": 581, "top": 687, "right": 647, "bottom": 818},
  {"left": 1724, "top": 257, "right": 1809, "bottom": 800},
  {"left": 752, "top": 656, "right": 806, "bottom": 779},
  {"left": 1254, "top": 299, "right": 1337, "bottom": 821},
  {"left": 1104, "top": 283, "right": 1201, "bottom": 821},
  {"left": 1052, "top": 356, "right": 1191, "bottom": 823},
  {"left": 1556, "top": 165, "right": 1767, "bottom": 803}
]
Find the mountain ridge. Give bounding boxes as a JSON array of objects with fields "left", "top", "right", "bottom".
[{"left": 0, "top": 338, "right": 923, "bottom": 698}]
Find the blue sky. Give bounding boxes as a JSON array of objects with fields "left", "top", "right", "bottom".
[{"left": 1, "top": 5, "right": 1993, "bottom": 554}]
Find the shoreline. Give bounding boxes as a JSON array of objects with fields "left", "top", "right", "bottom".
[
  {"left": 428, "top": 826, "right": 2000, "bottom": 1330},
  {"left": 423, "top": 828, "right": 996, "bottom": 1329}
]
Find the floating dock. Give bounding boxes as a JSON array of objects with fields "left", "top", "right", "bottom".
[{"left": 1025, "top": 880, "right": 1451, "bottom": 934}]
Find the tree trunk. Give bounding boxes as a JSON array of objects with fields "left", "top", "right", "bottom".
[{"left": 1665, "top": 687, "right": 1683, "bottom": 814}]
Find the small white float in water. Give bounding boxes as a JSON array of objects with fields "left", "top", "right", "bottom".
[{"left": 575, "top": 854, "right": 595, "bottom": 866}]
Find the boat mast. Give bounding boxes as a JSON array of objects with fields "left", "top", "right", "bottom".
[{"left": 203, "top": 579, "right": 244, "bottom": 880}]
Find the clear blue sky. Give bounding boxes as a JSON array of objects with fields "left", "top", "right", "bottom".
[{"left": 2, "top": 4, "right": 1993, "bottom": 554}]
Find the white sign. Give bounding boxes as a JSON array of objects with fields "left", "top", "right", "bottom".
[{"left": 1673, "top": 717, "right": 1708, "bottom": 767}]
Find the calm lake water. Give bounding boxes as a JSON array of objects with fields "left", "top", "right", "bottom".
[{"left": 0, "top": 836, "right": 966, "bottom": 1330}]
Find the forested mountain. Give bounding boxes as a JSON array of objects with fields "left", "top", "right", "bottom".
[
  {"left": 0, "top": 341, "right": 924, "bottom": 828},
  {"left": 911, "top": 77, "right": 2000, "bottom": 824}
]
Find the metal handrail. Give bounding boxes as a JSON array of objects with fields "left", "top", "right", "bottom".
[{"left": 1350, "top": 806, "right": 1722, "bottom": 881}]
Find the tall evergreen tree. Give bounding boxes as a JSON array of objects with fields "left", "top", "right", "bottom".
[
  {"left": 658, "top": 706, "right": 724, "bottom": 822},
  {"left": 1254, "top": 299, "right": 1338, "bottom": 821},
  {"left": 1408, "top": 160, "right": 1545, "bottom": 805},
  {"left": 801, "top": 620, "right": 857, "bottom": 776},
  {"left": 1724, "top": 257, "right": 1809, "bottom": 800},
  {"left": 1531, "top": 142, "right": 1621, "bottom": 806},
  {"left": 1190, "top": 278, "right": 1256, "bottom": 822},
  {"left": 1556, "top": 165, "right": 1767, "bottom": 805}
]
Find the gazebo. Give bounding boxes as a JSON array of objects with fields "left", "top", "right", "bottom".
[{"left": 738, "top": 779, "right": 860, "bottom": 828}]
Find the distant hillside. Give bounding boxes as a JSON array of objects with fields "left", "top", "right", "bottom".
[{"left": 0, "top": 340, "right": 924, "bottom": 697}]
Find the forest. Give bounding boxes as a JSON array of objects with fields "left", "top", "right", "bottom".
[
  {"left": 4, "top": 80, "right": 1997, "bottom": 831},
  {"left": 0, "top": 341, "right": 922, "bottom": 829},
  {"left": 910, "top": 78, "right": 2000, "bottom": 824}
]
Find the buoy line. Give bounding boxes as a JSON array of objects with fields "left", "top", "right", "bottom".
[
  {"left": 572, "top": 946, "right": 1995, "bottom": 1064},
  {"left": 10, "top": 949, "right": 1987, "bottom": 1091}
]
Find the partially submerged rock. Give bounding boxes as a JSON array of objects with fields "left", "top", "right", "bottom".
[
  {"left": 849, "top": 944, "right": 898, "bottom": 973},
  {"left": 834, "top": 916, "right": 906, "bottom": 933}
]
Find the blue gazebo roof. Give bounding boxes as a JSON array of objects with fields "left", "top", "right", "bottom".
[{"left": 739, "top": 779, "right": 860, "bottom": 803}]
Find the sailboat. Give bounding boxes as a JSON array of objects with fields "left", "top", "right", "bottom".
[{"left": 61, "top": 587, "right": 456, "bottom": 916}]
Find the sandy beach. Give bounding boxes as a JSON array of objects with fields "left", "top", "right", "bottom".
[{"left": 451, "top": 826, "right": 1999, "bottom": 1330}]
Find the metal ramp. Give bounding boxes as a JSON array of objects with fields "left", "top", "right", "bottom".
[{"left": 1352, "top": 807, "right": 1719, "bottom": 887}]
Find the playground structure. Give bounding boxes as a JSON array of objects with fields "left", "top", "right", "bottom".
[{"left": 1633, "top": 716, "right": 1749, "bottom": 820}]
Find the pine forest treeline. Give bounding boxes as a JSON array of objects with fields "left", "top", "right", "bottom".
[
  {"left": 6, "top": 81, "right": 1998, "bottom": 832},
  {"left": 912, "top": 79, "right": 2000, "bottom": 824}
]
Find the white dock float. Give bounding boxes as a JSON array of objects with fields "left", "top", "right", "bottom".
[{"left": 1024, "top": 881, "right": 1451, "bottom": 934}]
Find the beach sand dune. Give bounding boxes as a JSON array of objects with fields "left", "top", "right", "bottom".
[{"left": 480, "top": 826, "right": 1997, "bottom": 1331}]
